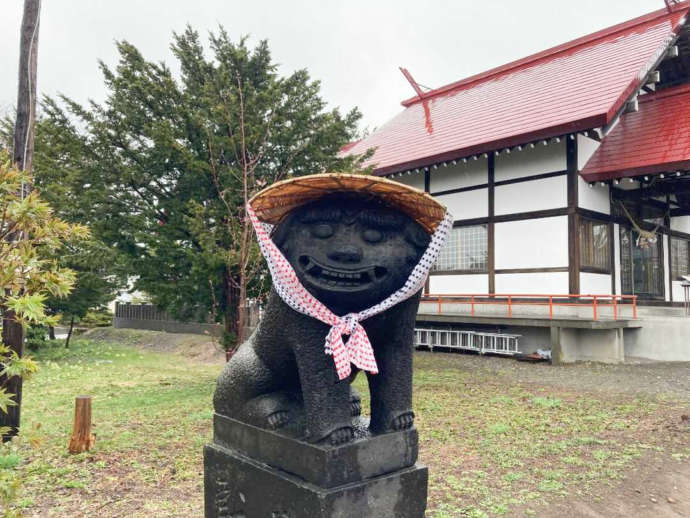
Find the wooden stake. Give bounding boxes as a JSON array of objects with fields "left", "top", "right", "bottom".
[{"left": 68, "top": 396, "right": 95, "bottom": 454}]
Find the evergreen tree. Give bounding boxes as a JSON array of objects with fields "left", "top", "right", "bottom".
[{"left": 33, "top": 28, "right": 368, "bottom": 346}]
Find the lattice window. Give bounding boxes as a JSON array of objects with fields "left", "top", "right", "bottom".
[
  {"left": 434, "top": 225, "right": 488, "bottom": 272},
  {"left": 620, "top": 226, "right": 665, "bottom": 298},
  {"left": 671, "top": 238, "right": 690, "bottom": 280},
  {"left": 580, "top": 219, "right": 610, "bottom": 271}
]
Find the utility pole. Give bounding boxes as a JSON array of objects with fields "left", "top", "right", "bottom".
[{"left": 1, "top": 0, "right": 41, "bottom": 441}]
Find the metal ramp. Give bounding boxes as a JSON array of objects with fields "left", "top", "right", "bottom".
[{"left": 414, "top": 328, "right": 521, "bottom": 356}]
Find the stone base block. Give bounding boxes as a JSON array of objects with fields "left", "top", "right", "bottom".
[
  {"left": 212, "top": 414, "right": 419, "bottom": 488},
  {"left": 204, "top": 443, "right": 428, "bottom": 518}
]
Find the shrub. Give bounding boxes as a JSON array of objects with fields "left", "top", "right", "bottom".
[{"left": 25, "top": 326, "right": 49, "bottom": 351}]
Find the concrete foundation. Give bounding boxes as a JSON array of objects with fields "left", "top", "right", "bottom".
[
  {"left": 624, "top": 315, "right": 690, "bottom": 361},
  {"left": 551, "top": 327, "right": 624, "bottom": 364}
]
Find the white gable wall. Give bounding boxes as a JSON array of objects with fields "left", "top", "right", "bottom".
[
  {"left": 577, "top": 134, "right": 600, "bottom": 171},
  {"left": 578, "top": 178, "right": 610, "bottom": 214}
]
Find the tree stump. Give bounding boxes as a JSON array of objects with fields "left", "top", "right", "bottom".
[{"left": 68, "top": 396, "right": 95, "bottom": 454}]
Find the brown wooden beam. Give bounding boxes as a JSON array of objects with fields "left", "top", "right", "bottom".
[
  {"left": 488, "top": 154, "right": 495, "bottom": 294},
  {"left": 567, "top": 137, "right": 580, "bottom": 295}
]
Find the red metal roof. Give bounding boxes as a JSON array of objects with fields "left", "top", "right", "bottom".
[
  {"left": 580, "top": 83, "right": 690, "bottom": 182},
  {"left": 344, "top": 4, "right": 689, "bottom": 176}
]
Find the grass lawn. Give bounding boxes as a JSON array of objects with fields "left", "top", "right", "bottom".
[{"left": 1, "top": 333, "right": 688, "bottom": 517}]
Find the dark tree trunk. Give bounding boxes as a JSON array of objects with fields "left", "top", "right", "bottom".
[
  {"left": 1, "top": 0, "right": 41, "bottom": 442},
  {"left": 222, "top": 269, "right": 241, "bottom": 352},
  {"left": 65, "top": 315, "right": 75, "bottom": 349},
  {"left": 48, "top": 325, "right": 55, "bottom": 340},
  {"left": 13, "top": 0, "right": 40, "bottom": 175},
  {"left": 1, "top": 311, "right": 24, "bottom": 442}
]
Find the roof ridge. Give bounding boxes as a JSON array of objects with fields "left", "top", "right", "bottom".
[{"left": 401, "top": 2, "right": 690, "bottom": 107}]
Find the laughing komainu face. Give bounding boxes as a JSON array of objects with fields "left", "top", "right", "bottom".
[{"left": 272, "top": 194, "right": 431, "bottom": 315}]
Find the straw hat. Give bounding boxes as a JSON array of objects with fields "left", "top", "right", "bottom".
[{"left": 248, "top": 173, "right": 447, "bottom": 234}]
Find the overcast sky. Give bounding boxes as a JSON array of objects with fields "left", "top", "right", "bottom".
[{"left": 0, "top": 0, "right": 669, "bottom": 132}]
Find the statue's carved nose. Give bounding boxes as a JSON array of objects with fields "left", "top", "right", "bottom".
[{"left": 328, "top": 245, "right": 362, "bottom": 264}]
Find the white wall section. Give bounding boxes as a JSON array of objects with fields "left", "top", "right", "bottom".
[
  {"left": 495, "top": 272, "right": 569, "bottom": 294},
  {"left": 578, "top": 177, "right": 610, "bottom": 214},
  {"left": 393, "top": 172, "right": 424, "bottom": 190},
  {"left": 664, "top": 234, "right": 671, "bottom": 302},
  {"left": 435, "top": 188, "right": 488, "bottom": 220},
  {"left": 577, "top": 134, "right": 600, "bottom": 171},
  {"left": 495, "top": 216, "right": 568, "bottom": 269},
  {"left": 429, "top": 274, "right": 489, "bottom": 294},
  {"left": 580, "top": 272, "right": 612, "bottom": 295},
  {"left": 430, "top": 158, "right": 487, "bottom": 193},
  {"left": 495, "top": 140, "right": 566, "bottom": 182},
  {"left": 614, "top": 223, "right": 622, "bottom": 295},
  {"left": 671, "top": 216, "right": 690, "bottom": 234},
  {"left": 495, "top": 176, "right": 567, "bottom": 215}
]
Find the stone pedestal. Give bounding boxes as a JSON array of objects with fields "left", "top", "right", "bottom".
[{"left": 204, "top": 414, "right": 428, "bottom": 517}]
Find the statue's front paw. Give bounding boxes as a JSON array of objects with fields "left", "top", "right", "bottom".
[
  {"left": 327, "top": 426, "right": 354, "bottom": 445},
  {"left": 266, "top": 410, "right": 290, "bottom": 430},
  {"left": 391, "top": 411, "right": 414, "bottom": 431}
]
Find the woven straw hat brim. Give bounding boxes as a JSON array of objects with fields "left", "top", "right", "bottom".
[{"left": 248, "top": 173, "right": 447, "bottom": 234}]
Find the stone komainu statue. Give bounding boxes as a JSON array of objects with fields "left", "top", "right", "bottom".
[{"left": 213, "top": 174, "right": 450, "bottom": 445}]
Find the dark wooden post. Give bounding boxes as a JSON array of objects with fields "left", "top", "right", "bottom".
[
  {"left": 1, "top": 0, "right": 41, "bottom": 442},
  {"left": 567, "top": 136, "right": 580, "bottom": 295},
  {"left": 68, "top": 396, "right": 95, "bottom": 454}
]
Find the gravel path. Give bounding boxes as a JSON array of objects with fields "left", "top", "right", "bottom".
[{"left": 415, "top": 350, "right": 690, "bottom": 399}]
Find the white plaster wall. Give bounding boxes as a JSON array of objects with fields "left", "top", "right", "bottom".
[
  {"left": 580, "top": 272, "right": 612, "bottom": 295},
  {"left": 495, "top": 272, "right": 569, "bottom": 294},
  {"left": 430, "top": 158, "right": 487, "bottom": 193},
  {"left": 664, "top": 234, "right": 671, "bottom": 302},
  {"left": 495, "top": 176, "right": 567, "bottom": 215},
  {"left": 495, "top": 217, "right": 569, "bottom": 269},
  {"left": 494, "top": 140, "right": 566, "bottom": 182},
  {"left": 435, "top": 188, "right": 488, "bottom": 220},
  {"left": 393, "top": 172, "right": 424, "bottom": 191},
  {"left": 578, "top": 178, "right": 610, "bottom": 214},
  {"left": 671, "top": 216, "right": 690, "bottom": 234},
  {"left": 614, "top": 223, "right": 622, "bottom": 295},
  {"left": 672, "top": 281, "right": 689, "bottom": 302},
  {"left": 577, "top": 134, "right": 600, "bottom": 171},
  {"left": 428, "top": 274, "right": 489, "bottom": 294}
]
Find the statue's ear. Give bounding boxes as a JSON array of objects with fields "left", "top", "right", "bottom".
[{"left": 404, "top": 222, "right": 430, "bottom": 250}]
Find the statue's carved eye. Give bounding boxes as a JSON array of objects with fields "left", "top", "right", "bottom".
[
  {"left": 311, "top": 223, "right": 334, "bottom": 238},
  {"left": 362, "top": 229, "right": 383, "bottom": 243}
]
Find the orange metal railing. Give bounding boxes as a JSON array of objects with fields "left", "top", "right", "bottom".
[{"left": 421, "top": 293, "right": 638, "bottom": 321}]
